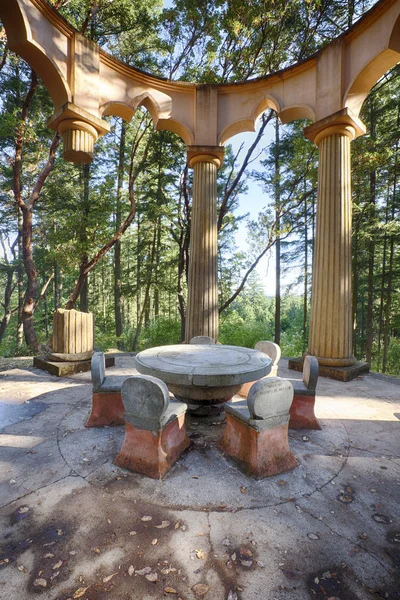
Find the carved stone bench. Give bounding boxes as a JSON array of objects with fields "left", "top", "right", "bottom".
[
  {"left": 287, "top": 355, "right": 321, "bottom": 430},
  {"left": 114, "top": 375, "right": 190, "bottom": 479},
  {"left": 218, "top": 377, "right": 298, "bottom": 479},
  {"left": 85, "top": 352, "right": 128, "bottom": 427},
  {"left": 238, "top": 340, "right": 281, "bottom": 398}
]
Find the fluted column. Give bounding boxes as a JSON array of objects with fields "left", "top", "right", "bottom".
[
  {"left": 185, "top": 147, "right": 224, "bottom": 343},
  {"left": 305, "top": 110, "right": 365, "bottom": 367}
]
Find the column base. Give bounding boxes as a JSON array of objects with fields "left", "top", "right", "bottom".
[
  {"left": 34, "top": 355, "right": 115, "bottom": 377},
  {"left": 288, "top": 357, "right": 369, "bottom": 382}
]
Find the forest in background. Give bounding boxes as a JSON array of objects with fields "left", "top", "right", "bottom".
[{"left": 0, "top": 0, "right": 399, "bottom": 375}]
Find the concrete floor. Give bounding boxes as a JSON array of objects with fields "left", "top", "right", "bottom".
[{"left": 0, "top": 356, "right": 399, "bottom": 600}]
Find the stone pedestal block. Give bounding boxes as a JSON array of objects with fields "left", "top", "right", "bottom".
[
  {"left": 85, "top": 391, "right": 124, "bottom": 427},
  {"left": 114, "top": 416, "right": 190, "bottom": 479},
  {"left": 219, "top": 377, "right": 298, "bottom": 479},
  {"left": 114, "top": 375, "right": 190, "bottom": 479},
  {"left": 219, "top": 414, "right": 298, "bottom": 479},
  {"left": 289, "top": 395, "right": 321, "bottom": 430},
  {"left": 287, "top": 355, "right": 321, "bottom": 430}
]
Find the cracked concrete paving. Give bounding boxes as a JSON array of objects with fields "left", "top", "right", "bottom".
[{"left": 0, "top": 357, "right": 399, "bottom": 600}]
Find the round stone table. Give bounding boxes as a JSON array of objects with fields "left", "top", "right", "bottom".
[{"left": 135, "top": 344, "right": 271, "bottom": 416}]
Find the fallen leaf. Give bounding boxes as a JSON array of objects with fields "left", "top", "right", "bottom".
[
  {"left": 373, "top": 514, "right": 391, "bottom": 524},
  {"left": 231, "top": 553, "right": 237, "bottom": 561},
  {"left": 192, "top": 476, "right": 199, "bottom": 479},
  {"left": 161, "top": 567, "right": 177, "bottom": 574},
  {"left": 92, "top": 547, "right": 101, "bottom": 554},
  {"left": 107, "top": 519, "right": 111, "bottom": 524},
  {"left": 56, "top": 529, "right": 63, "bottom": 536},
  {"left": 181, "top": 524, "right": 187, "bottom": 531},
  {"left": 222, "top": 538, "right": 231, "bottom": 546},
  {"left": 103, "top": 572, "right": 118, "bottom": 583},
  {"left": 44, "top": 553, "right": 54, "bottom": 558},
  {"left": 227, "top": 591, "right": 238, "bottom": 600},
  {"left": 136, "top": 566, "right": 152, "bottom": 576},
  {"left": 151, "top": 539, "right": 158, "bottom": 545},
  {"left": 141, "top": 516, "right": 152, "bottom": 522},
  {"left": 175, "top": 522, "right": 181, "bottom": 529},
  {"left": 129, "top": 531, "right": 137, "bottom": 536},
  {"left": 52, "top": 561, "right": 62, "bottom": 570},
  {"left": 34, "top": 578, "right": 47, "bottom": 588},
  {"left": 192, "top": 583, "right": 210, "bottom": 596},
  {"left": 70, "top": 551, "right": 77, "bottom": 555},
  {"left": 128, "top": 565, "right": 134, "bottom": 576},
  {"left": 9, "top": 479, "right": 16, "bottom": 484},
  {"left": 240, "top": 560, "right": 253, "bottom": 567},
  {"left": 73, "top": 587, "right": 89, "bottom": 599},
  {"left": 145, "top": 572, "right": 158, "bottom": 582},
  {"left": 17, "top": 565, "right": 27, "bottom": 572},
  {"left": 257, "top": 561, "right": 266, "bottom": 567},
  {"left": 164, "top": 586, "right": 177, "bottom": 594},
  {"left": 239, "top": 548, "right": 252, "bottom": 557},
  {"left": 0, "top": 559, "right": 9, "bottom": 565},
  {"left": 18, "top": 507, "right": 29, "bottom": 514},
  {"left": 302, "top": 436, "right": 310, "bottom": 442},
  {"left": 155, "top": 521, "right": 171, "bottom": 529},
  {"left": 277, "top": 480, "right": 287, "bottom": 486},
  {"left": 240, "top": 486, "right": 247, "bottom": 494},
  {"left": 308, "top": 533, "right": 319, "bottom": 540},
  {"left": 195, "top": 549, "right": 206, "bottom": 560}
]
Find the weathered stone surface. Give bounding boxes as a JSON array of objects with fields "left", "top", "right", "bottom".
[
  {"left": 287, "top": 356, "right": 321, "bottom": 430},
  {"left": 91, "top": 352, "right": 105, "bottom": 391},
  {"left": 33, "top": 356, "right": 115, "bottom": 377},
  {"left": 48, "top": 351, "right": 94, "bottom": 362},
  {"left": 85, "top": 391, "right": 125, "bottom": 428},
  {"left": 52, "top": 309, "right": 94, "bottom": 354},
  {"left": 238, "top": 340, "right": 281, "bottom": 397},
  {"left": 122, "top": 375, "right": 187, "bottom": 431},
  {"left": 114, "top": 415, "right": 190, "bottom": 479},
  {"left": 218, "top": 414, "right": 298, "bottom": 479},
  {"left": 135, "top": 344, "right": 271, "bottom": 389},
  {"left": 288, "top": 357, "right": 369, "bottom": 382},
  {"left": 289, "top": 395, "right": 322, "bottom": 430},
  {"left": 248, "top": 377, "right": 293, "bottom": 422}
]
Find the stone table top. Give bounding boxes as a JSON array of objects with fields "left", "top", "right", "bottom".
[{"left": 134, "top": 344, "right": 271, "bottom": 388}]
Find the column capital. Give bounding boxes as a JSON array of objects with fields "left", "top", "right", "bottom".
[
  {"left": 48, "top": 102, "right": 110, "bottom": 163},
  {"left": 304, "top": 108, "right": 366, "bottom": 146},
  {"left": 187, "top": 145, "right": 224, "bottom": 169}
]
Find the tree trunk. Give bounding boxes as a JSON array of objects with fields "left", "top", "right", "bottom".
[
  {"left": 366, "top": 101, "right": 376, "bottom": 366},
  {"left": 302, "top": 187, "right": 308, "bottom": 350},
  {"left": 17, "top": 206, "right": 24, "bottom": 347},
  {"left": 0, "top": 267, "right": 15, "bottom": 344},
  {"left": 21, "top": 205, "right": 39, "bottom": 350}
]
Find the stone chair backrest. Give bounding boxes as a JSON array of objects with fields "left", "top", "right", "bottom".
[
  {"left": 303, "top": 355, "right": 319, "bottom": 390},
  {"left": 254, "top": 340, "right": 281, "bottom": 366},
  {"left": 121, "top": 375, "right": 170, "bottom": 421},
  {"left": 247, "top": 377, "right": 294, "bottom": 420},
  {"left": 189, "top": 336, "right": 215, "bottom": 345},
  {"left": 91, "top": 352, "right": 105, "bottom": 388}
]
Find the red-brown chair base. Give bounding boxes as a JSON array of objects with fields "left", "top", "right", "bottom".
[
  {"left": 289, "top": 395, "right": 321, "bottom": 430},
  {"left": 85, "top": 392, "right": 125, "bottom": 427},
  {"left": 218, "top": 414, "right": 298, "bottom": 479},
  {"left": 114, "top": 415, "right": 190, "bottom": 479}
]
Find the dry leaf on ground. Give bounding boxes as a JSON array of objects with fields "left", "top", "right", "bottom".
[
  {"left": 192, "top": 583, "right": 210, "bottom": 596},
  {"left": 73, "top": 587, "right": 89, "bottom": 599}
]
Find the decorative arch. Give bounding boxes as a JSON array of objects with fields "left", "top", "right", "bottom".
[
  {"left": 1, "top": 0, "right": 71, "bottom": 107},
  {"left": 279, "top": 104, "right": 315, "bottom": 125},
  {"left": 219, "top": 95, "right": 280, "bottom": 145},
  {"left": 344, "top": 49, "right": 400, "bottom": 116}
]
